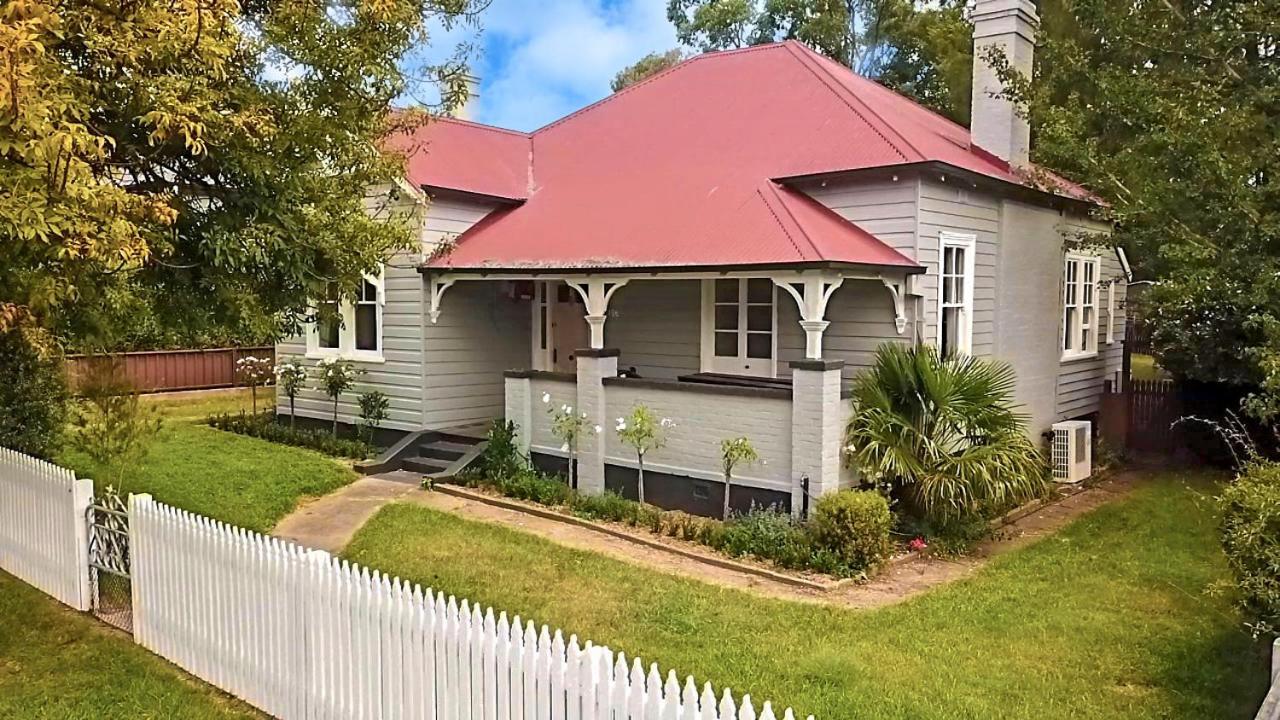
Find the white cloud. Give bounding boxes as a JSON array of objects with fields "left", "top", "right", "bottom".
[{"left": 472, "top": 0, "right": 678, "bottom": 131}]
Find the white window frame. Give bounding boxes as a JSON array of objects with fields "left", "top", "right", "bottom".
[
  {"left": 1062, "top": 254, "right": 1101, "bottom": 360},
  {"left": 1105, "top": 279, "right": 1116, "bottom": 345},
  {"left": 700, "top": 278, "right": 777, "bottom": 378},
  {"left": 306, "top": 269, "right": 385, "bottom": 363},
  {"left": 936, "top": 232, "right": 976, "bottom": 356},
  {"left": 531, "top": 280, "right": 554, "bottom": 370}
]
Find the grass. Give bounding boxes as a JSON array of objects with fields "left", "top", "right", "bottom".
[
  {"left": 58, "top": 388, "right": 354, "bottom": 533},
  {"left": 344, "top": 471, "right": 1270, "bottom": 720},
  {"left": 0, "top": 570, "right": 261, "bottom": 718},
  {"left": 1131, "top": 353, "right": 1168, "bottom": 381}
]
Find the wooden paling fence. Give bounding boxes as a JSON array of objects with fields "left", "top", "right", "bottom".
[
  {"left": 0, "top": 448, "right": 93, "bottom": 610},
  {"left": 67, "top": 347, "right": 275, "bottom": 394},
  {"left": 130, "top": 493, "right": 810, "bottom": 720},
  {"left": 1127, "top": 379, "right": 1182, "bottom": 452}
]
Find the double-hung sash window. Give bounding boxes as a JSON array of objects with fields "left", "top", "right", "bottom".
[
  {"left": 702, "top": 278, "right": 776, "bottom": 377},
  {"left": 307, "top": 269, "right": 384, "bottom": 361},
  {"left": 1062, "top": 254, "right": 1100, "bottom": 359},
  {"left": 937, "top": 232, "right": 975, "bottom": 356}
]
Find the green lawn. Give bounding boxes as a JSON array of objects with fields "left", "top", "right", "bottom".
[
  {"left": 59, "top": 389, "right": 353, "bottom": 533},
  {"left": 1131, "top": 353, "right": 1168, "bottom": 381},
  {"left": 0, "top": 570, "right": 260, "bottom": 718},
  {"left": 344, "top": 471, "right": 1270, "bottom": 720}
]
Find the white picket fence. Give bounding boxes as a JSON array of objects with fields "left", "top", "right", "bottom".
[
  {"left": 131, "top": 494, "right": 811, "bottom": 720},
  {"left": 0, "top": 447, "right": 92, "bottom": 610}
]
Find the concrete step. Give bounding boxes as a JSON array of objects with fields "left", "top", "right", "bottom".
[
  {"left": 401, "top": 456, "right": 452, "bottom": 476},
  {"left": 416, "top": 440, "right": 477, "bottom": 462}
]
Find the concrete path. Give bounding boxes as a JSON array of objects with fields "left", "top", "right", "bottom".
[{"left": 271, "top": 472, "right": 420, "bottom": 553}]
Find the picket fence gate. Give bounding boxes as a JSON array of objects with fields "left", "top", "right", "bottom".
[
  {"left": 0, "top": 447, "right": 92, "bottom": 610},
  {"left": 130, "top": 494, "right": 812, "bottom": 720}
]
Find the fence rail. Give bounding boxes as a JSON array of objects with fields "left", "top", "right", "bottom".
[
  {"left": 67, "top": 347, "right": 274, "bottom": 394},
  {"left": 0, "top": 448, "right": 92, "bottom": 610},
  {"left": 130, "top": 494, "right": 809, "bottom": 720}
]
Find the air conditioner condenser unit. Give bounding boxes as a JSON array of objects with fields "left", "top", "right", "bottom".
[{"left": 1052, "top": 420, "right": 1092, "bottom": 483}]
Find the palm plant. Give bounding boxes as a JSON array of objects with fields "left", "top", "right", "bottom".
[{"left": 844, "top": 343, "right": 1046, "bottom": 523}]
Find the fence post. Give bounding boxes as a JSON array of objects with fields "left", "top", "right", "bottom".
[
  {"left": 128, "top": 493, "right": 152, "bottom": 644},
  {"left": 71, "top": 478, "right": 94, "bottom": 611}
]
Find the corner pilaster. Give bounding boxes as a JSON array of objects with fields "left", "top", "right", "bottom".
[
  {"left": 574, "top": 348, "right": 619, "bottom": 495},
  {"left": 790, "top": 358, "right": 845, "bottom": 517}
]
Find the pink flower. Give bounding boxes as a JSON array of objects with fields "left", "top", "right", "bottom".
[{"left": 909, "top": 537, "right": 928, "bottom": 552}]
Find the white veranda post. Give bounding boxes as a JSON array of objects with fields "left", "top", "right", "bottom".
[
  {"left": 773, "top": 273, "right": 844, "bottom": 359},
  {"left": 566, "top": 279, "right": 629, "bottom": 349}
]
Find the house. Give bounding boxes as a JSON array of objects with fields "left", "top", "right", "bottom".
[{"left": 277, "top": 0, "right": 1125, "bottom": 517}]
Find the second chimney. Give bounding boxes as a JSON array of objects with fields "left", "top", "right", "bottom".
[{"left": 971, "top": 0, "right": 1039, "bottom": 166}]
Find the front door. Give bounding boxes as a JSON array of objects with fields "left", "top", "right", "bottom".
[{"left": 705, "top": 278, "right": 776, "bottom": 377}]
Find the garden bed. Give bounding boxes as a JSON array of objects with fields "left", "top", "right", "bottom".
[{"left": 433, "top": 482, "right": 868, "bottom": 591}]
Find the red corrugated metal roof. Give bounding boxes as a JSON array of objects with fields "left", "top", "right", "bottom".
[
  {"left": 414, "top": 41, "right": 1094, "bottom": 272},
  {"left": 386, "top": 117, "right": 530, "bottom": 202}
]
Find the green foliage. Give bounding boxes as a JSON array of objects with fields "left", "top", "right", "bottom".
[
  {"left": 721, "top": 435, "right": 761, "bottom": 520},
  {"left": 69, "top": 364, "right": 163, "bottom": 489},
  {"left": 0, "top": 0, "right": 483, "bottom": 348},
  {"left": 235, "top": 355, "right": 274, "bottom": 414},
  {"left": 1219, "top": 462, "right": 1280, "bottom": 638},
  {"left": 809, "top": 490, "right": 894, "bottom": 570},
  {"left": 0, "top": 328, "right": 69, "bottom": 459},
  {"left": 472, "top": 420, "right": 527, "bottom": 481},
  {"left": 316, "top": 357, "right": 362, "bottom": 435},
  {"left": 616, "top": 404, "right": 673, "bottom": 504},
  {"left": 845, "top": 343, "right": 1047, "bottom": 524},
  {"left": 542, "top": 391, "right": 598, "bottom": 489},
  {"left": 357, "top": 390, "right": 390, "bottom": 443},
  {"left": 612, "top": 49, "right": 686, "bottom": 91},
  {"left": 990, "top": 0, "right": 1280, "bottom": 393},
  {"left": 274, "top": 358, "right": 308, "bottom": 429},
  {"left": 208, "top": 412, "right": 370, "bottom": 459}
]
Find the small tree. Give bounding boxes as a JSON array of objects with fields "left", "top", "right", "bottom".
[
  {"left": 71, "top": 362, "right": 163, "bottom": 489},
  {"left": 615, "top": 404, "right": 673, "bottom": 504},
  {"left": 357, "top": 390, "right": 390, "bottom": 445},
  {"left": 721, "top": 436, "right": 760, "bottom": 520},
  {"left": 542, "top": 391, "right": 600, "bottom": 489},
  {"left": 274, "top": 359, "right": 308, "bottom": 429},
  {"left": 235, "top": 355, "right": 274, "bottom": 414},
  {"left": 316, "top": 358, "right": 361, "bottom": 436}
]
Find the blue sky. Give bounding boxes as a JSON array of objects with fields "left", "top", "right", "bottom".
[{"left": 424, "top": 0, "right": 678, "bottom": 131}]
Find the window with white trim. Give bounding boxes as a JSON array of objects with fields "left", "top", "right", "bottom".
[
  {"left": 307, "top": 269, "right": 384, "bottom": 361},
  {"left": 937, "top": 232, "right": 975, "bottom": 356},
  {"left": 1062, "top": 254, "right": 1100, "bottom": 358},
  {"left": 701, "top": 278, "right": 776, "bottom": 377},
  {"left": 1105, "top": 280, "right": 1116, "bottom": 345}
]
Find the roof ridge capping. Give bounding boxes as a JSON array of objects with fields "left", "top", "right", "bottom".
[{"left": 430, "top": 115, "right": 531, "bottom": 138}]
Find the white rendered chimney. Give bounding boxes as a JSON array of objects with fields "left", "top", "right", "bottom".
[
  {"left": 970, "top": 0, "right": 1039, "bottom": 166},
  {"left": 452, "top": 73, "right": 480, "bottom": 121}
]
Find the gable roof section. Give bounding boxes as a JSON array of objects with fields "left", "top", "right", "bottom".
[
  {"left": 413, "top": 41, "right": 1094, "bottom": 272},
  {"left": 386, "top": 117, "right": 530, "bottom": 202}
]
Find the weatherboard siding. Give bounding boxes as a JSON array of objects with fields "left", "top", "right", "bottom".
[
  {"left": 605, "top": 281, "right": 702, "bottom": 380},
  {"left": 917, "top": 179, "right": 1000, "bottom": 357}
]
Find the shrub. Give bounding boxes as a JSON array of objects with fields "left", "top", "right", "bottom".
[
  {"left": 809, "top": 490, "right": 893, "bottom": 571},
  {"left": 845, "top": 343, "right": 1048, "bottom": 524},
  {"left": 208, "top": 412, "right": 370, "bottom": 459},
  {"left": 720, "top": 507, "right": 811, "bottom": 568},
  {"left": 472, "top": 420, "right": 527, "bottom": 481},
  {"left": 274, "top": 359, "right": 308, "bottom": 429},
  {"left": 315, "top": 357, "right": 361, "bottom": 436},
  {"left": 357, "top": 390, "right": 390, "bottom": 443},
  {"left": 70, "top": 361, "right": 163, "bottom": 488},
  {"left": 0, "top": 328, "right": 69, "bottom": 459},
  {"left": 1220, "top": 461, "right": 1280, "bottom": 637}
]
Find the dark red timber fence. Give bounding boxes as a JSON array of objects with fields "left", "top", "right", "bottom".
[
  {"left": 1099, "top": 322, "right": 1183, "bottom": 454},
  {"left": 66, "top": 347, "right": 275, "bottom": 394}
]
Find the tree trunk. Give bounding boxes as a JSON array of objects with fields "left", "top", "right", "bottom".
[
  {"left": 722, "top": 471, "right": 732, "bottom": 521},
  {"left": 637, "top": 454, "right": 646, "bottom": 505},
  {"left": 332, "top": 396, "right": 339, "bottom": 437},
  {"left": 289, "top": 396, "right": 296, "bottom": 429},
  {"left": 568, "top": 450, "right": 577, "bottom": 490},
  {"left": 251, "top": 385, "right": 257, "bottom": 414}
]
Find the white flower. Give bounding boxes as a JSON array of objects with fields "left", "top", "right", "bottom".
[
  {"left": 761, "top": 459, "right": 768, "bottom": 466},
  {"left": 615, "top": 419, "right": 627, "bottom": 431},
  {"left": 660, "top": 418, "right": 674, "bottom": 428},
  {"left": 580, "top": 411, "right": 589, "bottom": 419},
  {"left": 541, "top": 392, "right": 551, "bottom": 404},
  {"left": 560, "top": 442, "right": 570, "bottom": 452},
  {"left": 594, "top": 425, "right": 603, "bottom": 434},
  {"left": 561, "top": 404, "right": 571, "bottom": 413}
]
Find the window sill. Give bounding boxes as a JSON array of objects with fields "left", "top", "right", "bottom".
[
  {"left": 1060, "top": 351, "right": 1099, "bottom": 363},
  {"left": 305, "top": 351, "right": 386, "bottom": 365}
]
